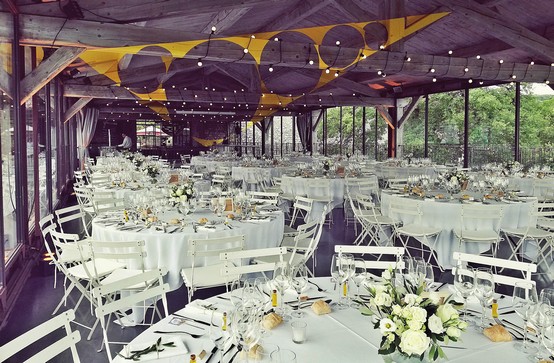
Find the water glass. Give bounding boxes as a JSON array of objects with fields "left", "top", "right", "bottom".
[
  {"left": 270, "top": 348, "right": 296, "bottom": 363},
  {"left": 512, "top": 281, "right": 538, "bottom": 353},
  {"left": 454, "top": 266, "right": 475, "bottom": 322},
  {"left": 291, "top": 321, "right": 307, "bottom": 344},
  {"left": 473, "top": 267, "right": 494, "bottom": 328}
]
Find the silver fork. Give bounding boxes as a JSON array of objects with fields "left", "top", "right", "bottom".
[{"left": 153, "top": 330, "right": 203, "bottom": 338}]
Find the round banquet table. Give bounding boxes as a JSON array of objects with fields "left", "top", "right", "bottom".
[
  {"left": 281, "top": 174, "right": 378, "bottom": 221},
  {"left": 374, "top": 164, "right": 443, "bottom": 180},
  {"left": 91, "top": 208, "right": 284, "bottom": 290},
  {"left": 380, "top": 191, "right": 536, "bottom": 269},
  {"left": 112, "top": 277, "right": 532, "bottom": 363}
]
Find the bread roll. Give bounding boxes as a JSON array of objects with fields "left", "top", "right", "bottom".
[
  {"left": 311, "top": 299, "right": 331, "bottom": 315},
  {"left": 169, "top": 218, "right": 180, "bottom": 225},
  {"left": 261, "top": 312, "right": 282, "bottom": 330},
  {"left": 483, "top": 324, "right": 512, "bottom": 342},
  {"left": 198, "top": 217, "right": 208, "bottom": 224}
]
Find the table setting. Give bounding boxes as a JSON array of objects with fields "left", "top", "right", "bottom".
[{"left": 112, "top": 256, "right": 551, "bottom": 363}]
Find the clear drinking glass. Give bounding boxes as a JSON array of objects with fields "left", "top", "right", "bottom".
[
  {"left": 473, "top": 267, "right": 494, "bottom": 328},
  {"left": 272, "top": 263, "right": 290, "bottom": 318},
  {"left": 454, "top": 266, "right": 475, "bottom": 322},
  {"left": 290, "top": 265, "right": 309, "bottom": 318},
  {"left": 350, "top": 258, "right": 367, "bottom": 306},
  {"left": 512, "top": 281, "right": 538, "bottom": 353},
  {"left": 529, "top": 301, "right": 554, "bottom": 360}
]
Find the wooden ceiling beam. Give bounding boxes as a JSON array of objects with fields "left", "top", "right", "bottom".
[
  {"left": 63, "top": 97, "right": 92, "bottom": 123},
  {"left": 260, "top": 0, "right": 331, "bottom": 32},
  {"left": 397, "top": 95, "right": 422, "bottom": 127},
  {"left": 64, "top": 84, "right": 395, "bottom": 107},
  {"left": 396, "top": 79, "right": 503, "bottom": 98},
  {"left": 17, "top": 0, "right": 294, "bottom": 24},
  {"left": 329, "top": 0, "right": 377, "bottom": 22},
  {"left": 434, "top": 0, "right": 554, "bottom": 62},
  {"left": 20, "top": 46, "right": 84, "bottom": 105},
  {"left": 376, "top": 105, "right": 394, "bottom": 129},
  {"left": 203, "top": 8, "right": 251, "bottom": 35},
  {"left": 0, "top": 65, "right": 12, "bottom": 99}
]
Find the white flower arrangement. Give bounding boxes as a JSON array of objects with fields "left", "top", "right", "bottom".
[
  {"left": 169, "top": 181, "right": 195, "bottom": 204},
  {"left": 358, "top": 268, "right": 466, "bottom": 361}
]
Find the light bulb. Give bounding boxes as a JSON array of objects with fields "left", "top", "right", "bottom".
[
  {"left": 499, "top": 59, "right": 504, "bottom": 64},
  {"left": 334, "top": 71, "right": 339, "bottom": 77},
  {"left": 308, "top": 59, "right": 314, "bottom": 65},
  {"left": 377, "top": 70, "right": 382, "bottom": 75},
  {"left": 274, "top": 37, "right": 279, "bottom": 42},
  {"left": 464, "top": 67, "right": 469, "bottom": 72},
  {"left": 476, "top": 55, "right": 481, "bottom": 59},
  {"left": 335, "top": 40, "right": 341, "bottom": 46},
  {"left": 432, "top": 77, "right": 437, "bottom": 82},
  {"left": 430, "top": 68, "right": 436, "bottom": 73},
  {"left": 406, "top": 57, "right": 411, "bottom": 62},
  {"left": 511, "top": 74, "right": 517, "bottom": 79},
  {"left": 211, "top": 26, "right": 216, "bottom": 32},
  {"left": 197, "top": 59, "right": 203, "bottom": 67},
  {"left": 268, "top": 65, "right": 274, "bottom": 72},
  {"left": 468, "top": 79, "right": 473, "bottom": 83},
  {"left": 325, "top": 68, "right": 330, "bottom": 74},
  {"left": 530, "top": 61, "right": 535, "bottom": 65},
  {"left": 448, "top": 50, "right": 453, "bottom": 55},
  {"left": 243, "top": 48, "right": 249, "bottom": 53},
  {"left": 546, "top": 80, "right": 550, "bottom": 84}
]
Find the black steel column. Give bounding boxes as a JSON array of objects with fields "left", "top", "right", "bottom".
[
  {"left": 514, "top": 82, "right": 521, "bottom": 162},
  {"left": 323, "top": 109, "right": 327, "bottom": 156},
  {"left": 339, "top": 106, "right": 343, "bottom": 155},
  {"left": 374, "top": 108, "right": 378, "bottom": 159},
  {"left": 424, "top": 94, "right": 429, "bottom": 158},
  {"left": 362, "top": 107, "right": 366, "bottom": 155},
  {"left": 252, "top": 122, "right": 256, "bottom": 157},
  {"left": 260, "top": 119, "right": 266, "bottom": 156},
  {"left": 352, "top": 106, "right": 355, "bottom": 155},
  {"left": 12, "top": 13, "right": 29, "bottom": 244},
  {"left": 463, "top": 86, "right": 470, "bottom": 168},
  {"left": 280, "top": 116, "right": 283, "bottom": 157},
  {"left": 45, "top": 83, "right": 53, "bottom": 212},
  {"left": 292, "top": 115, "right": 296, "bottom": 152},
  {"left": 270, "top": 116, "right": 274, "bottom": 159},
  {"left": 387, "top": 106, "right": 397, "bottom": 158}
]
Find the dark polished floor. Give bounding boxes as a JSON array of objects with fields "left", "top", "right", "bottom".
[{"left": 1, "top": 206, "right": 552, "bottom": 362}]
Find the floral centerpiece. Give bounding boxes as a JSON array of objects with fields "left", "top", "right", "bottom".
[
  {"left": 502, "top": 160, "right": 523, "bottom": 175},
  {"left": 323, "top": 160, "right": 332, "bottom": 171},
  {"left": 144, "top": 164, "right": 159, "bottom": 179},
  {"left": 359, "top": 268, "right": 467, "bottom": 362},
  {"left": 168, "top": 181, "right": 195, "bottom": 205},
  {"left": 439, "top": 171, "right": 469, "bottom": 193}
]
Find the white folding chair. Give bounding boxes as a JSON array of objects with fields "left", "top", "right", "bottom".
[
  {"left": 455, "top": 203, "right": 504, "bottom": 258},
  {"left": 94, "top": 268, "right": 170, "bottom": 362},
  {"left": 181, "top": 235, "right": 245, "bottom": 303},
  {"left": 73, "top": 185, "right": 96, "bottom": 217},
  {"left": 351, "top": 195, "right": 397, "bottom": 246},
  {"left": 288, "top": 196, "right": 313, "bottom": 228},
  {"left": 0, "top": 309, "right": 81, "bottom": 363},
  {"left": 388, "top": 198, "right": 443, "bottom": 271},
  {"left": 335, "top": 245, "right": 405, "bottom": 279},
  {"left": 502, "top": 200, "right": 553, "bottom": 270},
  {"left": 220, "top": 246, "right": 287, "bottom": 284},
  {"left": 305, "top": 178, "right": 333, "bottom": 225},
  {"left": 55, "top": 204, "right": 92, "bottom": 240},
  {"left": 453, "top": 252, "right": 537, "bottom": 288},
  {"left": 248, "top": 191, "right": 280, "bottom": 205}
]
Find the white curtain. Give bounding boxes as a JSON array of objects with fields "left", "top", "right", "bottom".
[{"left": 76, "top": 107, "right": 99, "bottom": 170}]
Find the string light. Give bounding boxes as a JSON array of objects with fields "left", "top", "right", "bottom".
[
  {"left": 476, "top": 55, "right": 481, "bottom": 59},
  {"left": 335, "top": 40, "right": 341, "bottom": 46},
  {"left": 499, "top": 59, "right": 504, "bottom": 64},
  {"left": 325, "top": 68, "right": 330, "bottom": 74},
  {"left": 464, "top": 67, "right": 469, "bottom": 72},
  {"left": 468, "top": 79, "right": 473, "bottom": 83},
  {"left": 211, "top": 26, "right": 216, "bottom": 33},
  {"left": 448, "top": 50, "right": 453, "bottom": 55},
  {"left": 432, "top": 77, "right": 437, "bottom": 82},
  {"left": 511, "top": 74, "right": 517, "bottom": 79},
  {"left": 243, "top": 48, "right": 249, "bottom": 54},
  {"left": 197, "top": 59, "right": 203, "bottom": 67},
  {"left": 430, "top": 68, "right": 436, "bottom": 73},
  {"left": 334, "top": 70, "right": 339, "bottom": 77},
  {"left": 546, "top": 80, "right": 550, "bottom": 84},
  {"left": 530, "top": 60, "right": 535, "bottom": 65}
]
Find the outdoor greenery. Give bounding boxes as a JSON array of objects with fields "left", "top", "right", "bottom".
[{"left": 318, "top": 84, "right": 554, "bottom": 167}]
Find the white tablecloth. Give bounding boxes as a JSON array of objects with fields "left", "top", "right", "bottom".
[
  {"left": 92, "top": 209, "right": 284, "bottom": 290},
  {"left": 112, "top": 278, "right": 532, "bottom": 363},
  {"left": 380, "top": 192, "right": 535, "bottom": 269}
]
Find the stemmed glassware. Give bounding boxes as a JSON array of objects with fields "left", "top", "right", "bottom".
[
  {"left": 529, "top": 300, "right": 554, "bottom": 360},
  {"left": 512, "top": 281, "right": 539, "bottom": 353},
  {"left": 208, "top": 310, "right": 227, "bottom": 363},
  {"left": 350, "top": 259, "right": 367, "bottom": 306},
  {"left": 331, "top": 253, "right": 354, "bottom": 309},
  {"left": 289, "top": 265, "right": 309, "bottom": 318},
  {"left": 453, "top": 266, "right": 475, "bottom": 322},
  {"left": 473, "top": 267, "right": 495, "bottom": 329},
  {"left": 414, "top": 260, "right": 434, "bottom": 291},
  {"left": 271, "top": 263, "right": 290, "bottom": 319},
  {"left": 230, "top": 304, "right": 262, "bottom": 363}
]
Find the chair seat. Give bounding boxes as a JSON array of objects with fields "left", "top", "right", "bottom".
[
  {"left": 100, "top": 268, "right": 157, "bottom": 288},
  {"left": 364, "top": 215, "right": 397, "bottom": 226},
  {"left": 455, "top": 229, "right": 500, "bottom": 242},
  {"left": 68, "top": 259, "right": 127, "bottom": 280},
  {"left": 537, "top": 218, "right": 554, "bottom": 231},
  {"left": 280, "top": 235, "right": 296, "bottom": 248},
  {"left": 58, "top": 245, "right": 91, "bottom": 264},
  {"left": 253, "top": 252, "right": 303, "bottom": 266},
  {"left": 181, "top": 263, "right": 239, "bottom": 290},
  {"left": 503, "top": 226, "right": 553, "bottom": 239},
  {"left": 283, "top": 225, "right": 298, "bottom": 235},
  {"left": 398, "top": 224, "right": 441, "bottom": 237}
]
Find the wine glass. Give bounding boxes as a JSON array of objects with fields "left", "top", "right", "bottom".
[
  {"left": 270, "top": 348, "right": 296, "bottom": 363},
  {"left": 512, "top": 281, "right": 538, "bottom": 353},
  {"left": 473, "top": 267, "right": 494, "bottom": 329},
  {"left": 350, "top": 259, "right": 367, "bottom": 305},
  {"left": 289, "top": 265, "right": 309, "bottom": 318},
  {"left": 208, "top": 310, "right": 227, "bottom": 362},
  {"left": 454, "top": 266, "right": 475, "bottom": 322},
  {"left": 529, "top": 301, "right": 554, "bottom": 360},
  {"left": 543, "top": 325, "right": 554, "bottom": 358},
  {"left": 271, "top": 263, "right": 290, "bottom": 319},
  {"left": 230, "top": 305, "right": 262, "bottom": 363},
  {"left": 540, "top": 288, "right": 554, "bottom": 306},
  {"left": 331, "top": 253, "right": 352, "bottom": 310}
]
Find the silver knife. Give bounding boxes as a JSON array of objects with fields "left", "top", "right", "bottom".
[{"left": 204, "top": 346, "right": 218, "bottom": 362}]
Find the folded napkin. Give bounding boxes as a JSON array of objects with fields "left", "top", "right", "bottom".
[
  {"left": 185, "top": 299, "right": 224, "bottom": 319},
  {"left": 120, "top": 336, "right": 188, "bottom": 361},
  {"left": 246, "top": 217, "right": 271, "bottom": 223},
  {"left": 197, "top": 225, "right": 217, "bottom": 232}
]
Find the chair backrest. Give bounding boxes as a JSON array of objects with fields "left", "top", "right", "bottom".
[
  {"left": 0, "top": 309, "right": 81, "bottom": 363},
  {"left": 220, "top": 246, "right": 287, "bottom": 282},
  {"left": 248, "top": 191, "right": 280, "bottom": 205},
  {"left": 453, "top": 252, "right": 537, "bottom": 287},
  {"left": 290, "top": 196, "right": 314, "bottom": 225},
  {"left": 55, "top": 204, "right": 91, "bottom": 238},
  {"left": 91, "top": 196, "right": 126, "bottom": 214},
  {"left": 289, "top": 206, "right": 326, "bottom": 265},
  {"left": 460, "top": 203, "right": 504, "bottom": 232},
  {"left": 536, "top": 200, "right": 554, "bottom": 219},
  {"left": 306, "top": 179, "right": 331, "bottom": 200},
  {"left": 86, "top": 240, "right": 146, "bottom": 280},
  {"left": 335, "top": 245, "right": 405, "bottom": 271},
  {"left": 388, "top": 198, "right": 422, "bottom": 224},
  {"left": 73, "top": 185, "right": 94, "bottom": 209},
  {"left": 49, "top": 229, "right": 86, "bottom": 267},
  {"left": 94, "top": 268, "right": 170, "bottom": 362}
]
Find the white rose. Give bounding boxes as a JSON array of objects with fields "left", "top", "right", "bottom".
[
  {"left": 404, "top": 294, "right": 420, "bottom": 306},
  {"left": 427, "top": 291, "right": 440, "bottom": 305},
  {"left": 392, "top": 304, "right": 402, "bottom": 316},
  {"left": 381, "top": 269, "right": 392, "bottom": 280},
  {"left": 446, "top": 326, "right": 461, "bottom": 339},
  {"left": 403, "top": 306, "right": 427, "bottom": 324},
  {"left": 374, "top": 292, "right": 393, "bottom": 307},
  {"left": 399, "top": 330, "right": 430, "bottom": 356},
  {"left": 428, "top": 314, "right": 444, "bottom": 334},
  {"left": 175, "top": 189, "right": 183, "bottom": 196},
  {"left": 407, "top": 319, "right": 424, "bottom": 331},
  {"left": 370, "top": 283, "right": 387, "bottom": 294},
  {"left": 451, "top": 176, "right": 458, "bottom": 183},
  {"left": 437, "top": 304, "right": 459, "bottom": 323},
  {"left": 379, "top": 318, "right": 397, "bottom": 334},
  {"left": 457, "top": 320, "right": 468, "bottom": 330},
  {"left": 180, "top": 195, "right": 188, "bottom": 201}
]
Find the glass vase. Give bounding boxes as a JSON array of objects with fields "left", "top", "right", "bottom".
[{"left": 381, "top": 351, "right": 430, "bottom": 363}]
